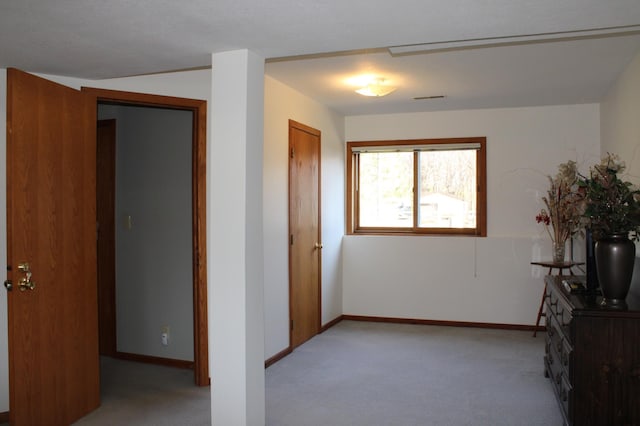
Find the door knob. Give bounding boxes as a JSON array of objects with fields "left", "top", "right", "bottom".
[
  {"left": 3, "top": 280, "right": 12, "bottom": 292},
  {"left": 19, "top": 277, "right": 35, "bottom": 291},
  {"left": 315, "top": 243, "right": 323, "bottom": 249},
  {"left": 17, "top": 262, "right": 35, "bottom": 291}
]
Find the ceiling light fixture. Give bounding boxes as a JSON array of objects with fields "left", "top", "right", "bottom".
[{"left": 355, "top": 78, "right": 397, "bottom": 97}]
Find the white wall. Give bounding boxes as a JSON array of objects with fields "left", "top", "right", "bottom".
[
  {"left": 99, "top": 104, "right": 194, "bottom": 361},
  {"left": 601, "top": 50, "right": 640, "bottom": 294},
  {"left": 263, "top": 76, "right": 345, "bottom": 359},
  {"left": 40, "top": 71, "right": 213, "bottom": 101},
  {"left": 343, "top": 104, "right": 600, "bottom": 325},
  {"left": 601, "top": 51, "right": 640, "bottom": 179}
]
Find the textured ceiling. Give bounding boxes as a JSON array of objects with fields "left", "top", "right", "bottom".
[
  {"left": 1, "top": 0, "right": 640, "bottom": 114},
  {"left": 266, "top": 33, "right": 640, "bottom": 115}
]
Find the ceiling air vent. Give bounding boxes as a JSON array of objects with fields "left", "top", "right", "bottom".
[{"left": 413, "top": 95, "right": 446, "bottom": 100}]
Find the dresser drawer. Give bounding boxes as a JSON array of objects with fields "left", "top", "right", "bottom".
[
  {"left": 545, "top": 283, "right": 572, "bottom": 341},
  {"left": 546, "top": 317, "right": 572, "bottom": 371},
  {"left": 544, "top": 353, "right": 570, "bottom": 423},
  {"left": 558, "top": 372, "right": 572, "bottom": 419},
  {"left": 545, "top": 290, "right": 573, "bottom": 426}
]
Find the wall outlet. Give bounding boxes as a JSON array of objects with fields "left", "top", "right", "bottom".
[{"left": 161, "top": 326, "right": 170, "bottom": 346}]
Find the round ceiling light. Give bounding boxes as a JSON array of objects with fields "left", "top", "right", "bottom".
[{"left": 355, "top": 78, "right": 397, "bottom": 97}]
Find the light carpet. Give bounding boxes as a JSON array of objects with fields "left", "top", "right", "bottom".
[
  {"left": 70, "top": 320, "right": 562, "bottom": 425},
  {"left": 265, "top": 320, "right": 563, "bottom": 426},
  {"left": 73, "top": 357, "right": 209, "bottom": 426}
]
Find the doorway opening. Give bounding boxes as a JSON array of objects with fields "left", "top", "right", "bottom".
[{"left": 85, "top": 87, "right": 208, "bottom": 386}]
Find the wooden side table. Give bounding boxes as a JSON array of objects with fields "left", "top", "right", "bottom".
[{"left": 530, "top": 261, "right": 584, "bottom": 337}]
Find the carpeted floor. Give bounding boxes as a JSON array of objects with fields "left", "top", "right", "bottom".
[
  {"left": 70, "top": 320, "right": 562, "bottom": 425},
  {"left": 73, "top": 357, "right": 210, "bottom": 425},
  {"left": 265, "top": 320, "right": 563, "bottom": 426}
]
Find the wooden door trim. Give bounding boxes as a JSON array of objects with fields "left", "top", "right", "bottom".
[
  {"left": 288, "top": 119, "right": 322, "bottom": 349},
  {"left": 82, "top": 87, "right": 209, "bottom": 386},
  {"left": 97, "top": 119, "right": 117, "bottom": 356}
]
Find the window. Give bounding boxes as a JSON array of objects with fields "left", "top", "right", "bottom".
[{"left": 347, "top": 137, "right": 486, "bottom": 236}]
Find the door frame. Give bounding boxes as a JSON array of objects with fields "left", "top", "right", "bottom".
[
  {"left": 83, "top": 87, "right": 209, "bottom": 386},
  {"left": 97, "top": 118, "right": 117, "bottom": 358},
  {"left": 288, "top": 119, "right": 322, "bottom": 349}
]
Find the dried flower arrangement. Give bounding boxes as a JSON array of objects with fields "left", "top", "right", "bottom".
[{"left": 536, "top": 160, "right": 584, "bottom": 261}]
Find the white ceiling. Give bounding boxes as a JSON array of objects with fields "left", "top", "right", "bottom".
[{"left": 1, "top": 0, "right": 640, "bottom": 115}]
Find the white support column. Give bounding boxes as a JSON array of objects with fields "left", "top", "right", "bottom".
[{"left": 209, "top": 50, "right": 265, "bottom": 426}]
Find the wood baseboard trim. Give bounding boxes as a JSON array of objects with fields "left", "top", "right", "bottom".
[
  {"left": 114, "top": 351, "right": 194, "bottom": 369},
  {"left": 0, "top": 411, "right": 8, "bottom": 423},
  {"left": 320, "top": 315, "right": 344, "bottom": 333},
  {"left": 265, "top": 315, "right": 345, "bottom": 368},
  {"left": 342, "top": 315, "right": 545, "bottom": 332},
  {"left": 265, "top": 347, "right": 293, "bottom": 368},
  {"left": 263, "top": 315, "right": 544, "bottom": 370}
]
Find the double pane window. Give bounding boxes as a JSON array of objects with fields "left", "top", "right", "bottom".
[{"left": 347, "top": 138, "right": 486, "bottom": 236}]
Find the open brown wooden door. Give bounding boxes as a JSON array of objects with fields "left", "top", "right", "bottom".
[
  {"left": 5, "top": 69, "right": 100, "bottom": 425},
  {"left": 288, "top": 120, "right": 321, "bottom": 348}
]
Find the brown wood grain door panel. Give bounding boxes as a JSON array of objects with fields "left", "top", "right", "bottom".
[
  {"left": 7, "top": 68, "right": 100, "bottom": 425},
  {"left": 288, "top": 120, "right": 321, "bottom": 348}
]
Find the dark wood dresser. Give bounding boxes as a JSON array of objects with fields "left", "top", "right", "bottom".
[{"left": 543, "top": 275, "right": 640, "bottom": 426}]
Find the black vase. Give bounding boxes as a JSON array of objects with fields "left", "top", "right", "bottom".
[
  {"left": 585, "top": 229, "right": 599, "bottom": 292},
  {"left": 595, "top": 233, "right": 635, "bottom": 307}
]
